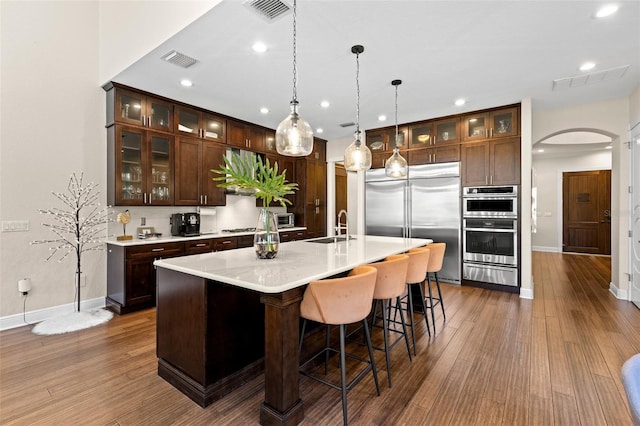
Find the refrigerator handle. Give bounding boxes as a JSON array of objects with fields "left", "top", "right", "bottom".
[{"left": 406, "top": 182, "right": 411, "bottom": 238}]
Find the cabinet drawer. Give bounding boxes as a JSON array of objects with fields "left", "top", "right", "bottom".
[
  {"left": 126, "top": 242, "right": 184, "bottom": 259},
  {"left": 213, "top": 237, "right": 238, "bottom": 251},
  {"left": 237, "top": 235, "right": 254, "bottom": 248},
  {"left": 280, "top": 230, "right": 306, "bottom": 242},
  {"left": 184, "top": 239, "right": 214, "bottom": 255}
]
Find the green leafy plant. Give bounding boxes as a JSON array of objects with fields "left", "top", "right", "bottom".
[{"left": 212, "top": 153, "right": 298, "bottom": 207}]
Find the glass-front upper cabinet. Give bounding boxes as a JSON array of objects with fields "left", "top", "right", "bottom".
[
  {"left": 176, "top": 106, "right": 226, "bottom": 143},
  {"left": 409, "top": 122, "right": 434, "bottom": 148},
  {"left": 365, "top": 127, "right": 407, "bottom": 152},
  {"left": 433, "top": 117, "right": 460, "bottom": 144},
  {"left": 463, "top": 106, "right": 519, "bottom": 141},
  {"left": 115, "top": 126, "right": 174, "bottom": 206},
  {"left": 115, "top": 88, "right": 173, "bottom": 132}
]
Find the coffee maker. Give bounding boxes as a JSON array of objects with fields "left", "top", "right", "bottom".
[{"left": 170, "top": 212, "right": 200, "bottom": 237}]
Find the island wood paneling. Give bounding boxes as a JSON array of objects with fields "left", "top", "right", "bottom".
[{"left": 1, "top": 252, "right": 638, "bottom": 425}]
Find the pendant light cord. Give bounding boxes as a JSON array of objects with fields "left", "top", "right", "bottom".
[
  {"left": 394, "top": 84, "right": 399, "bottom": 150},
  {"left": 292, "top": 0, "right": 298, "bottom": 103},
  {"left": 355, "top": 51, "right": 360, "bottom": 137}
]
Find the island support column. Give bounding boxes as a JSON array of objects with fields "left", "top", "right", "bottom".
[{"left": 260, "top": 287, "right": 305, "bottom": 426}]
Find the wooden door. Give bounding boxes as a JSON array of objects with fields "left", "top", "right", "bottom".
[{"left": 562, "top": 170, "right": 611, "bottom": 254}]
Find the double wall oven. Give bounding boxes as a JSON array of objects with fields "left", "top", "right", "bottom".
[{"left": 462, "top": 186, "right": 519, "bottom": 287}]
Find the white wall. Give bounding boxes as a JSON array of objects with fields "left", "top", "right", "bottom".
[
  {"left": 532, "top": 97, "right": 630, "bottom": 297},
  {"left": 532, "top": 150, "right": 612, "bottom": 251},
  {"left": 0, "top": 1, "right": 217, "bottom": 319}
]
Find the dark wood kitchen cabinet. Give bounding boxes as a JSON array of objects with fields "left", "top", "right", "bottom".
[
  {"left": 109, "top": 87, "right": 174, "bottom": 132},
  {"left": 227, "top": 119, "right": 266, "bottom": 151},
  {"left": 462, "top": 106, "right": 519, "bottom": 142},
  {"left": 106, "top": 241, "right": 184, "bottom": 314},
  {"left": 295, "top": 138, "right": 327, "bottom": 238},
  {"left": 408, "top": 144, "right": 460, "bottom": 165},
  {"left": 174, "top": 137, "right": 226, "bottom": 206},
  {"left": 461, "top": 137, "right": 520, "bottom": 186},
  {"left": 107, "top": 125, "right": 174, "bottom": 206},
  {"left": 175, "top": 106, "right": 226, "bottom": 143},
  {"left": 366, "top": 126, "right": 408, "bottom": 153},
  {"left": 408, "top": 117, "right": 460, "bottom": 148}
]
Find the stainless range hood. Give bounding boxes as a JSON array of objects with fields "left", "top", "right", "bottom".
[{"left": 224, "top": 148, "right": 258, "bottom": 196}]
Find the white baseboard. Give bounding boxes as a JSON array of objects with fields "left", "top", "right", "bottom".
[
  {"left": 610, "top": 282, "right": 628, "bottom": 300},
  {"left": 0, "top": 297, "right": 105, "bottom": 331},
  {"left": 532, "top": 246, "right": 560, "bottom": 253}
]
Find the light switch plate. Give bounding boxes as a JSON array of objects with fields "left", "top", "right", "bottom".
[{"left": 1, "top": 220, "right": 30, "bottom": 232}]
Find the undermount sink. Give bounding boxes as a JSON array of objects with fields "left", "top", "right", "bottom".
[{"left": 307, "top": 236, "right": 356, "bottom": 244}]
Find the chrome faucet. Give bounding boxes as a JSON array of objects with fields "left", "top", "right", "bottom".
[{"left": 336, "top": 209, "right": 349, "bottom": 238}]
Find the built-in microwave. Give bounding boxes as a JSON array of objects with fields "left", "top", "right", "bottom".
[
  {"left": 462, "top": 186, "right": 518, "bottom": 218},
  {"left": 276, "top": 212, "right": 295, "bottom": 228}
]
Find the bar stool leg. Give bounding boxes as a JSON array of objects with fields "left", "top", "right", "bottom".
[
  {"left": 407, "top": 285, "right": 417, "bottom": 355},
  {"left": 362, "top": 318, "right": 380, "bottom": 396},
  {"left": 416, "top": 281, "right": 431, "bottom": 337},
  {"left": 325, "top": 324, "right": 331, "bottom": 375},
  {"left": 427, "top": 275, "right": 437, "bottom": 335},
  {"left": 435, "top": 272, "right": 446, "bottom": 321},
  {"left": 299, "top": 318, "right": 307, "bottom": 354},
  {"left": 381, "top": 300, "right": 392, "bottom": 388},
  {"left": 339, "top": 324, "right": 348, "bottom": 426},
  {"left": 397, "top": 296, "right": 413, "bottom": 362}
]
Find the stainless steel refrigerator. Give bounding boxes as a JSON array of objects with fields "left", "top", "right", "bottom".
[{"left": 365, "top": 162, "right": 461, "bottom": 283}]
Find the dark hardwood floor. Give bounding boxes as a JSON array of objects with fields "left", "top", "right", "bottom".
[{"left": 1, "top": 252, "right": 638, "bottom": 425}]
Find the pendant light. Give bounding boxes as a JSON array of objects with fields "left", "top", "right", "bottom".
[
  {"left": 344, "top": 45, "right": 372, "bottom": 172},
  {"left": 275, "top": 0, "right": 313, "bottom": 157},
  {"left": 385, "top": 79, "right": 408, "bottom": 178}
]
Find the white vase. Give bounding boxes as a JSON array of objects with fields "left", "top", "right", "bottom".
[{"left": 254, "top": 208, "right": 280, "bottom": 259}]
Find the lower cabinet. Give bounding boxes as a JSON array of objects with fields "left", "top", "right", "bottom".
[
  {"left": 106, "top": 242, "right": 184, "bottom": 314},
  {"left": 279, "top": 229, "right": 306, "bottom": 242}
]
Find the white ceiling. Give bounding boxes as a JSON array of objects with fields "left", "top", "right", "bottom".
[{"left": 112, "top": 0, "right": 640, "bottom": 143}]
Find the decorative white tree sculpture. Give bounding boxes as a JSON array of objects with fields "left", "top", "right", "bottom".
[{"left": 31, "top": 172, "right": 112, "bottom": 312}]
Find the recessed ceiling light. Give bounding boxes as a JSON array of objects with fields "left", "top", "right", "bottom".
[
  {"left": 537, "top": 149, "right": 545, "bottom": 153},
  {"left": 595, "top": 4, "right": 619, "bottom": 18},
  {"left": 180, "top": 79, "right": 193, "bottom": 87},
  {"left": 580, "top": 62, "right": 596, "bottom": 71},
  {"left": 320, "top": 101, "right": 330, "bottom": 108},
  {"left": 316, "top": 128, "right": 323, "bottom": 134},
  {"left": 455, "top": 98, "right": 466, "bottom": 106},
  {"left": 252, "top": 42, "right": 267, "bottom": 53},
  {"left": 378, "top": 115, "right": 387, "bottom": 122},
  {"left": 260, "top": 107, "right": 269, "bottom": 114}
]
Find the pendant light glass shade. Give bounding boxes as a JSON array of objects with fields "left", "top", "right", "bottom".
[
  {"left": 276, "top": 101, "right": 313, "bottom": 156},
  {"left": 344, "top": 130, "right": 372, "bottom": 172},
  {"left": 385, "top": 79, "right": 408, "bottom": 178},
  {"left": 344, "top": 45, "right": 371, "bottom": 172},
  {"left": 276, "top": 0, "right": 313, "bottom": 157}
]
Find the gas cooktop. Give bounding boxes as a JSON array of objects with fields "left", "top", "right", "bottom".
[{"left": 221, "top": 228, "right": 256, "bottom": 233}]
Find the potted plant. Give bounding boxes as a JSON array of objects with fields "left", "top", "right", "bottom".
[{"left": 212, "top": 153, "right": 298, "bottom": 259}]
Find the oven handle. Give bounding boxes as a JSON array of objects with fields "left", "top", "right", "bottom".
[{"left": 464, "top": 227, "right": 517, "bottom": 233}]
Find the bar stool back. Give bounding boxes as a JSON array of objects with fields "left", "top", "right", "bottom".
[
  {"left": 424, "top": 242, "right": 446, "bottom": 335},
  {"left": 368, "top": 254, "right": 412, "bottom": 387},
  {"left": 299, "top": 265, "right": 380, "bottom": 425},
  {"left": 404, "top": 247, "right": 431, "bottom": 354}
]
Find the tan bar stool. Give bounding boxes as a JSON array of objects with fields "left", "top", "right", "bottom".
[
  {"left": 404, "top": 247, "right": 431, "bottom": 354},
  {"left": 423, "top": 242, "right": 447, "bottom": 335},
  {"left": 368, "top": 253, "right": 412, "bottom": 388},
  {"left": 299, "top": 265, "right": 380, "bottom": 425}
]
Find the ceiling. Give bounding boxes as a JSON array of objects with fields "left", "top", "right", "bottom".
[{"left": 112, "top": 1, "right": 640, "bottom": 144}]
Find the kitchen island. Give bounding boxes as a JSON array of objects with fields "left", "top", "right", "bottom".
[{"left": 154, "top": 235, "right": 431, "bottom": 425}]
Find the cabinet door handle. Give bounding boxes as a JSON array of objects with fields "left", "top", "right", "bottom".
[
  {"left": 490, "top": 128, "right": 494, "bottom": 138},
  {"left": 144, "top": 193, "right": 147, "bottom": 204},
  {"left": 223, "top": 240, "right": 231, "bottom": 244},
  {"left": 490, "top": 175, "right": 494, "bottom": 185},
  {"left": 433, "top": 153, "right": 436, "bottom": 163},
  {"left": 485, "top": 176, "right": 488, "bottom": 185},
  {"left": 204, "top": 195, "right": 207, "bottom": 204},
  {"left": 485, "top": 128, "right": 489, "bottom": 138},
  {"left": 152, "top": 248, "right": 165, "bottom": 252},
  {"left": 195, "top": 243, "right": 207, "bottom": 247}
]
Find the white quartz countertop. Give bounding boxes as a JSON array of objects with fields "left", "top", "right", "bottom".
[
  {"left": 154, "top": 235, "right": 432, "bottom": 293},
  {"left": 106, "top": 227, "right": 307, "bottom": 247}
]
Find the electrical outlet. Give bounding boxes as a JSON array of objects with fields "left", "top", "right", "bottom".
[
  {"left": 141, "top": 217, "right": 146, "bottom": 226},
  {"left": 1, "top": 220, "right": 30, "bottom": 232},
  {"left": 81, "top": 276, "right": 87, "bottom": 287}
]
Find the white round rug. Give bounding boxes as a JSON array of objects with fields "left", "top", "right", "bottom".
[{"left": 32, "top": 308, "right": 114, "bottom": 335}]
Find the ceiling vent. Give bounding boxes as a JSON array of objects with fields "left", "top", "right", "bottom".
[
  {"left": 161, "top": 50, "right": 198, "bottom": 68},
  {"left": 552, "top": 65, "right": 630, "bottom": 91},
  {"left": 244, "top": 0, "right": 291, "bottom": 22},
  {"left": 340, "top": 122, "right": 356, "bottom": 128}
]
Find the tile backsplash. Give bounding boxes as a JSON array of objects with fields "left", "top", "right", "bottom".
[{"left": 108, "top": 195, "right": 287, "bottom": 237}]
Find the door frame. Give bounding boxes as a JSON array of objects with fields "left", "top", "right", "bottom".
[{"left": 629, "top": 124, "right": 640, "bottom": 305}]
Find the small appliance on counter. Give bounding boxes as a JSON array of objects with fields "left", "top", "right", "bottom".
[
  {"left": 276, "top": 212, "right": 295, "bottom": 228},
  {"left": 170, "top": 212, "right": 200, "bottom": 237}
]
